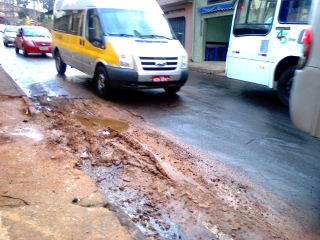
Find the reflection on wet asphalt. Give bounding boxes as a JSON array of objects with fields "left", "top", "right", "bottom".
[{"left": 0, "top": 46, "right": 93, "bottom": 98}]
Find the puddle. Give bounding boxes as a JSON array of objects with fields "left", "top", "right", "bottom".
[{"left": 74, "top": 114, "right": 129, "bottom": 133}]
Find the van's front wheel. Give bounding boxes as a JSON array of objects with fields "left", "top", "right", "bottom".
[
  {"left": 55, "top": 50, "right": 66, "bottom": 75},
  {"left": 277, "top": 66, "right": 296, "bottom": 107},
  {"left": 94, "top": 66, "right": 112, "bottom": 98}
]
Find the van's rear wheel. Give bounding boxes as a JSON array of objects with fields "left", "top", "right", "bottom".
[
  {"left": 55, "top": 50, "right": 66, "bottom": 75},
  {"left": 94, "top": 66, "right": 112, "bottom": 98},
  {"left": 277, "top": 66, "right": 296, "bottom": 107}
]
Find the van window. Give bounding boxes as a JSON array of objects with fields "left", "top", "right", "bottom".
[
  {"left": 54, "top": 9, "right": 84, "bottom": 36},
  {"left": 97, "top": 8, "right": 175, "bottom": 39},
  {"left": 70, "top": 10, "right": 84, "bottom": 36},
  {"left": 86, "top": 9, "right": 104, "bottom": 47},
  {"left": 53, "top": 10, "right": 72, "bottom": 32}
]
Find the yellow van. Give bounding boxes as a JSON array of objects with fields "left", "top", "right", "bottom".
[{"left": 52, "top": 0, "right": 189, "bottom": 98}]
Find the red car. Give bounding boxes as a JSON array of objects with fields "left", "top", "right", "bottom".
[{"left": 14, "top": 26, "right": 52, "bottom": 57}]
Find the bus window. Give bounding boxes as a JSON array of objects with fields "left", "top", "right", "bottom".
[
  {"left": 234, "top": 0, "right": 276, "bottom": 36},
  {"left": 279, "top": 0, "right": 311, "bottom": 23}
]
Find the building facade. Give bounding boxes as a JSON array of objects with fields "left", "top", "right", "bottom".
[
  {"left": 156, "top": 0, "right": 194, "bottom": 59},
  {"left": 157, "top": 0, "right": 234, "bottom": 62}
]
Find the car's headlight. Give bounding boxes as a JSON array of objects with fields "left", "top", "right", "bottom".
[
  {"left": 181, "top": 55, "right": 188, "bottom": 69},
  {"left": 24, "top": 40, "right": 35, "bottom": 46},
  {"left": 119, "top": 54, "right": 133, "bottom": 68}
]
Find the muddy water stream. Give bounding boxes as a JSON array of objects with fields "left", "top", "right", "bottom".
[{"left": 82, "top": 163, "right": 186, "bottom": 239}]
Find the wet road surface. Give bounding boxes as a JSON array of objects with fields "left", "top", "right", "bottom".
[{"left": 1, "top": 38, "right": 319, "bottom": 227}]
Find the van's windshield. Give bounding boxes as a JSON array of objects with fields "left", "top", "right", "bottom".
[{"left": 98, "top": 8, "right": 176, "bottom": 39}]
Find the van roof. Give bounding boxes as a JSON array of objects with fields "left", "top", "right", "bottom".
[{"left": 54, "top": 0, "right": 163, "bottom": 12}]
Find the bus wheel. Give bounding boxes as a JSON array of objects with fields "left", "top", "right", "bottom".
[
  {"left": 55, "top": 50, "right": 66, "bottom": 75},
  {"left": 164, "top": 87, "right": 181, "bottom": 94},
  {"left": 94, "top": 66, "right": 112, "bottom": 98},
  {"left": 277, "top": 66, "right": 296, "bottom": 107}
]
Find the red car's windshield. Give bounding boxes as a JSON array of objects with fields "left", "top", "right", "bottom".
[{"left": 24, "top": 28, "right": 51, "bottom": 37}]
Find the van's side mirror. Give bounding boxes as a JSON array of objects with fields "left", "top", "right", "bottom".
[
  {"left": 88, "top": 27, "right": 103, "bottom": 46},
  {"left": 88, "top": 27, "right": 96, "bottom": 42}
]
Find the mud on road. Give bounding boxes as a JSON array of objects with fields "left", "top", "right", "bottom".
[{"left": 0, "top": 95, "right": 316, "bottom": 239}]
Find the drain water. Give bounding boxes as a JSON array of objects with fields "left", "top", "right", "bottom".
[{"left": 74, "top": 114, "right": 129, "bottom": 133}]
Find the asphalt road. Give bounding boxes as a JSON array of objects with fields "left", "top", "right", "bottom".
[{"left": 0, "top": 37, "right": 319, "bottom": 228}]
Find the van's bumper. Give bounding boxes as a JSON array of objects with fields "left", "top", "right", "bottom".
[{"left": 106, "top": 66, "right": 188, "bottom": 89}]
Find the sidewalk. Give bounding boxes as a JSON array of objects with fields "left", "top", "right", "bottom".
[
  {"left": 188, "top": 60, "right": 226, "bottom": 75},
  {"left": 0, "top": 65, "right": 24, "bottom": 97}
]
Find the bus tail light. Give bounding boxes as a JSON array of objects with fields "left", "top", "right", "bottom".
[
  {"left": 238, "top": 0, "right": 244, "bottom": 10},
  {"left": 303, "top": 28, "right": 312, "bottom": 57},
  {"left": 298, "top": 28, "right": 312, "bottom": 69}
]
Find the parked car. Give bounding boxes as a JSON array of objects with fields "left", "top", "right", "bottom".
[
  {"left": 290, "top": 0, "right": 320, "bottom": 139},
  {"left": 14, "top": 26, "right": 52, "bottom": 57},
  {"left": 3, "top": 25, "right": 19, "bottom": 47}
]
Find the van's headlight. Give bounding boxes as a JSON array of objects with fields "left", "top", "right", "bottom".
[
  {"left": 181, "top": 55, "right": 188, "bottom": 69},
  {"left": 119, "top": 54, "right": 133, "bottom": 68}
]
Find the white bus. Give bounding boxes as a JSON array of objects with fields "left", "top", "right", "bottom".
[{"left": 226, "top": 0, "right": 312, "bottom": 106}]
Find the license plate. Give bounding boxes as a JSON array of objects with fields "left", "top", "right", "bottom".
[
  {"left": 39, "top": 47, "right": 49, "bottom": 51},
  {"left": 152, "top": 76, "right": 170, "bottom": 82}
]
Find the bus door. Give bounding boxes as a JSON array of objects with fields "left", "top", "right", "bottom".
[{"left": 226, "top": 0, "right": 277, "bottom": 87}]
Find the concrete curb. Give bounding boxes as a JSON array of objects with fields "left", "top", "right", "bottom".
[
  {"left": 188, "top": 61, "right": 226, "bottom": 75},
  {"left": 0, "top": 65, "right": 37, "bottom": 115},
  {"left": 0, "top": 64, "right": 26, "bottom": 97},
  {"left": 189, "top": 66, "right": 225, "bottom": 75}
]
